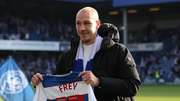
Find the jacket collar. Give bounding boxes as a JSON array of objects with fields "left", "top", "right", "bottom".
[{"left": 100, "top": 37, "right": 115, "bottom": 50}]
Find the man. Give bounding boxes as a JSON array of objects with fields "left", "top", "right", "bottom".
[{"left": 32, "top": 7, "right": 140, "bottom": 101}]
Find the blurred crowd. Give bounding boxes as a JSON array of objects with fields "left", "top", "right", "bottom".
[
  {"left": 135, "top": 51, "right": 180, "bottom": 84},
  {"left": 0, "top": 14, "right": 75, "bottom": 41},
  {"left": 130, "top": 22, "right": 180, "bottom": 84}
]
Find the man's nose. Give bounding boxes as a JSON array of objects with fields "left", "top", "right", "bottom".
[{"left": 79, "top": 24, "right": 86, "bottom": 31}]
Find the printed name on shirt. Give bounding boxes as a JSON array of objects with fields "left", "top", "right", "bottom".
[{"left": 59, "top": 82, "right": 78, "bottom": 92}]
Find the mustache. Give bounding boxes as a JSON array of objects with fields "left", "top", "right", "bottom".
[{"left": 80, "top": 30, "right": 89, "bottom": 34}]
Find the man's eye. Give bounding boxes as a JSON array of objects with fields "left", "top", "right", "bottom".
[
  {"left": 84, "top": 22, "right": 91, "bottom": 25},
  {"left": 76, "top": 23, "right": 80, "bottom": 25}
]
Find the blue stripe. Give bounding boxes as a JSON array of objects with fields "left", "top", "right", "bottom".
[
  {"left": 86, "top": 59, "right": 93, "bottom": 71},
  {"left": 73, "top": 59, "right": 83, "bottom": 72},
  {"left": 73, "top": 59, "right": 94, "bottom": 72},
  {"left": 84, "top": 94, "right": 89, "bottom": 101},
  {"left": 42, "top": 72, "right": 82, "bottom": 87}
]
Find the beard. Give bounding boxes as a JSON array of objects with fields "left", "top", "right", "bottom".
[
  {"left": 80, "top": 35, "right": 96, "bottom": 45},
  {"left": 78, "top": 30, "right": 96, "bottom": 44}
]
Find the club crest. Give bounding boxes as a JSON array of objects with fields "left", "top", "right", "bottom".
[{"left": 0, "top": 70, "right": 28, "bottom": 94}]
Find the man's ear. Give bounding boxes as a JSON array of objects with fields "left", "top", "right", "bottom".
[{"left": 96, "top": 20, "right": 101, "bottom": 29}]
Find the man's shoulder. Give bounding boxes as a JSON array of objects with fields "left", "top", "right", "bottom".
[{"left": 114, "top": 43, "right": 128, "bottom": 50}]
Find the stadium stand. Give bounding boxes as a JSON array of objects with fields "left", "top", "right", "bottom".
[{"left": 0, "top": 0, "right": 180, "bottom": 85}]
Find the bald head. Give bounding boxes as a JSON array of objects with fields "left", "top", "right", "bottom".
[
  {"left": 75, "top": 7, "right": 101, "bottom": 45},
  {"left": 76, "top": 7, "right": 99, "bottom": 20}
]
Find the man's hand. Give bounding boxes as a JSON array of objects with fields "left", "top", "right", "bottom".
[
  {"left": 80, "top": 71, "right": 99, "bottom": 87},
  {"left": 31, "top": 73, "right": 43, "bottom": 86}
]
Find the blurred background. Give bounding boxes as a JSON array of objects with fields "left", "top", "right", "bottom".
[{"left": 0, "top": 0, "right": 180, "bottom": 101}]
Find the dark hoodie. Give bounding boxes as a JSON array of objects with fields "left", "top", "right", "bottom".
[{"left": 98, "top": 23, "right": 120, "bottom": 43}]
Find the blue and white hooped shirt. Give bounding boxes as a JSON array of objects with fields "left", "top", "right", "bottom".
[{"left": 33, "top": 72, "right": 97, "bottom": 101}]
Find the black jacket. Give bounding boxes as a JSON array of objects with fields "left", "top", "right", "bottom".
[{"left": 55, "top": 37, "right": 141, "bottom": 101}]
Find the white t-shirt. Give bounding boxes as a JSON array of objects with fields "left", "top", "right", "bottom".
[
  {"left": 33, "top": 72, "right": 97, "bottom": 101},
  {"left": 83, "top": 44, "right": 93, "bottom": 71}
]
